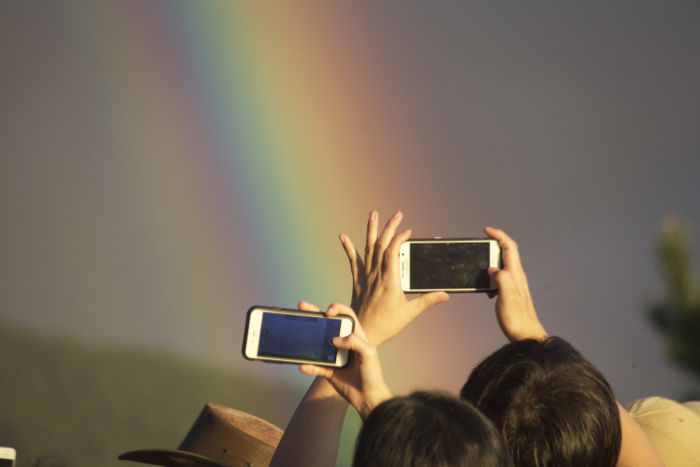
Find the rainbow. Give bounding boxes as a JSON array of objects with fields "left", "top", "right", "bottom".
[
  {"left": 54, "top": 0, "right": 487, "bottom": 414},
  {"left": 13, "top": 2, "right": 494, "bottom": 462}
]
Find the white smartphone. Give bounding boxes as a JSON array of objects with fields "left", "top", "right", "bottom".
[
  {"left": 0, "top": 447, "right": 15, "bottom": 467},
  {"left": 242, "top": 306, "right": 354, "bottom": 367},
  {"left": 400, "top": 238, "right": 501, "bottom": 293}
]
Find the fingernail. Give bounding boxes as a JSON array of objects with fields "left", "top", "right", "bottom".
[
  {"left": 394, "top": 210, "right": 403, "bottom": 218},
  {"left": 339, "top": 233, "right": 346, "bottom": 242},
  {"left": 370, "top": 211, "right": 377, "bottom": 220}
]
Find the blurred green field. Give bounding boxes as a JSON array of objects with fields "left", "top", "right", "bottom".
[{"left": 0, "top": 321, "right": 305, "bottom": 467}]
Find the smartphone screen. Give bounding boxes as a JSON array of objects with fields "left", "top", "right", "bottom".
[
  {"left": 410, "top": 242, "right": 491, "bottom": 290},
  {"left": 244, "top": 307, "right": 354, "bottom": 367},
  {"left": 258, "top": 313, "right": 341, "bottom": 363}
]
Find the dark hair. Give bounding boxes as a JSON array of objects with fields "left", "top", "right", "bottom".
[
  {"left": 460, "top": 337, "right": 621, "bottom": 467},
  {"left": 353, "top": 390, "right": 512, "bottom": 467}
]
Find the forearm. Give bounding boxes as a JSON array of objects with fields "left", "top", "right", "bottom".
[
  {"left": 269, "top": 377, "right": 349, "bottom": 467},
  {"left": 616, "top": 402, "right": 665, "bottom": 467},
  {"left": 356, "top": 384, "right": 393, "bottom": 421}
]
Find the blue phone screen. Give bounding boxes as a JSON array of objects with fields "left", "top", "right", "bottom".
[{"left": 258, "top": 313, "right": 342, "bottom": 363}]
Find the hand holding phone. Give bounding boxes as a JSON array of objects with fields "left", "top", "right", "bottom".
[
  {"left": 243, "top": 306, "right": 354, "bottom": 367},
  {"left": 298, "top": 303, "right": 393, "bottom": 420},
  {"left": 338, "top": 211, "right": 450, "bottom": 346},
  {"left": 484, "top": 227, "right": 547, "bottom": 342}
]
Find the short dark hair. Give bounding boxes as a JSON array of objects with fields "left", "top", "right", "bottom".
[
  {"left": 353, "top": 390, "right": 512, "bottom": 467},
  {"left": 460, "top": 337, "right": 621, "bottom": 467}
]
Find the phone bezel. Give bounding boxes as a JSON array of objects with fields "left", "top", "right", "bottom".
[
  {"left": 399, "top": 238, "right": 501, "bottom": 293},
  {"left": 242, "top": 306, "right": 354, "bottom": 367},
  {"left": 0, "top": 447, "right": 16, "bottom": 467}
]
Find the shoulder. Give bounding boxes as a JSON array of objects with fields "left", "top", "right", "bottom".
[{"left": 627, "top": 396, "right": 700, "bottom": 466}]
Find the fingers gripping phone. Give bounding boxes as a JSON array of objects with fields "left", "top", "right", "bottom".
[
  {"left": 400, "top": 238, "right": 501, "bottom": 293},
  {"left": 242, "top": 306, "right": 354, "bottom": 367}
]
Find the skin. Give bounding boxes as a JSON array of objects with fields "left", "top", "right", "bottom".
[
  {"left": 483, "top": 226, "right": 548, "bottom": 342},
  {"left": 267, "top": 301, "right": 349, "bottom": 467},
  {"left": 339, "top": 210, "right": 450, "bottom": 346},
  {"left": 483, "top": 227, "right": 663, "bottom": 467},
  {"left": 270, "top": 211, "right": 664, "bottom": 467},
  {"left": 270, "top": 211, "right": 448, "bottom": 467}
]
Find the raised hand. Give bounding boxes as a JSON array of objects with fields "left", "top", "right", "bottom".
[
  {"left": 485, "top": 227, "right": 548, "bottom": 342},
  {"left": 339, "top": 210, "right": 450, "bottom": 346}
]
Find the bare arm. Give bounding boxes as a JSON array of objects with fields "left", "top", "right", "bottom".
[
  {"left": 271, "top": 211, "right": 447, "bottom": 466},
  {"left": 268, "top": 376, "right": 348, "bottom": 467},
  {"left": 270, "top": 303, "right": 393, "bottom": 467},
  {"left": 268, "top": 301, "right": 349, "bottom": 467}
]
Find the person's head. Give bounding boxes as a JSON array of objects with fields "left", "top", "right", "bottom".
[
  {"left": 353, "top": 390, "right": 512, "bottom": 467},
  {"left": 460, "top": 336, "right": 621, "bottom": 467}
]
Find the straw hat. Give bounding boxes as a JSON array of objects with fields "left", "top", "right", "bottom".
[{"left": 119, "top": 403, "right": 283, "bottom": 467}]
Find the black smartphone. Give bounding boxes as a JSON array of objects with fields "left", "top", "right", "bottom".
[{"left": 399, "top": 238, "right": 501, "bottom": 292}]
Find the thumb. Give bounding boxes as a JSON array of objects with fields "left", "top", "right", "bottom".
[
  {"left": 332, "top": 333, "right": 373, "bottom": 356},
  {"left": 410, "top": 291, "right": 450, "bottom": 314},
  {"left": 332, "top": 333, "right": 381, "bottom": 364},
  {"left": 299, "top": 364, "right": 335, "bottom": 379}
]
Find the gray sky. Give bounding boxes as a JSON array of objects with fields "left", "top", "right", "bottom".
[{"left": 1, "top": 1, "right": 700, "bottom": 409}]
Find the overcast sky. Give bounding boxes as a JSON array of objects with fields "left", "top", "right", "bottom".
[{"left": 2, "top": 1, "right": 700, "bottom": 410}]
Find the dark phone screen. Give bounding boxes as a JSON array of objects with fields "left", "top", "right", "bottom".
[
  {"left": 258, "top": 313, "right": 342, "bottom": 363},
  {"left": 410, "top": 242, "right": 490, "bottom": 289}
]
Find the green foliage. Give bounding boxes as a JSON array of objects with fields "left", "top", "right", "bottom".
[
  {"left": 648, "top": 219, "right": 700, "bottom": 383},
  {"left": 0, "top": 322, "right": 301, "bottom": 467}
]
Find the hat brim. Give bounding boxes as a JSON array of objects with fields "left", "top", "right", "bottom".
[{"left": 118, "top": 449, "right": 229, "bottom": 467}]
